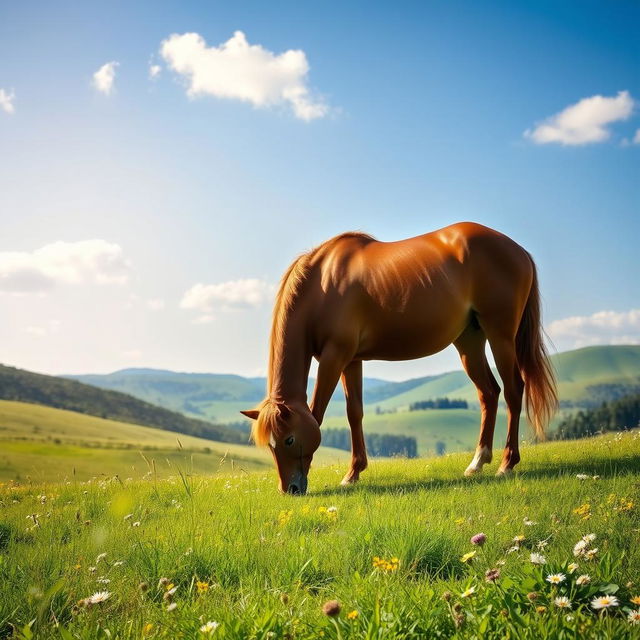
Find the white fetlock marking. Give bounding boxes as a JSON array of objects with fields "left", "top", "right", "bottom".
[{"left": 464, "top": 446, "right": 491, "bottom": 475}]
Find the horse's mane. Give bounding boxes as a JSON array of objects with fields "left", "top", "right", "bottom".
[{"left": 250, "top": 232, "right": 375, "bottom": 446}]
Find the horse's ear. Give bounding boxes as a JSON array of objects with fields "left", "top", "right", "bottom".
[{"left": 240, "top": 409, "right": 260, "bottom": 420}]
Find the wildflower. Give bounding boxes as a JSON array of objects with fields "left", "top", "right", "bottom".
[
  {"left": 576, "top": 474, "right": 589, "bottom": 480},
  {"left": 554, "top": 597, "right": 572, "bottom": 609},
  {"left": 507, "top": 546, "right": 520, "bottom": 554},
  {"left": 95, "top": 553, "right": 107, "bottom": 564},
  {"left": 470, "top": 533, "right": 486, "bottom": 546},
  {"left": 523, "top": 518, "right": 537, "bottom": 526},
  {"left": 133, "top": 521, "right": 141, "bottom": 527},
  {"left": 573, "top": 540, "right": 588, "bottom": 556},
  {"left": 87, "top": 591, "right": 110, "bottom": 604},
  {"left": 158, "top": 577, "right": 170, "bottom": 589},
  {"left": 347, "top": 610, "right": 359, "bottom": 620},
  {"left": 139, "top": 582, "right": 149, "bottom": 592},
  {"left": 546, "top": 573, "right": 566, "bottom": 585},
  {"left": 322, "top": 600, "right": 341, "bottom": 617},
  {"left": 166, "top": 602, "right": 177, "bottom": 612},
  {"left": 143, "top": 623, "right": 154, "bottom": 635},
  {"left": 460, "top": 586, "right": 476, "bottom": 598},
  {"left": 585, "top": 548, "right": 599, "bottom": 560},
  {"left": 200, "top": 621, "right": 220, "bottom": 634},
  {"left": 441, "top": 591, "right": 452, "bottom": 601},
  {"left": 96, "top": 577, "right": 111, "bottom": 584},
  {"left": 576, "top": 575, "right": 591, "bottom": 586},
  {"left": 460, "top": 551, "right": 476, "bottom": 563},
  {"left": 583, "top": 533, "right": 596, "bottom": 542},
  {"left": 196, "top": 581, "right": 209, "bottom": 593},
  {"left": 123, "top": 513, "right": 133, "bottom": 520},
  {"left": 530, "top": 553, "right": 546, "bottom": 565},
  {"left": 513, "top": 534, "right": 526, "bottom": 543},
  {"left": 485, "top": 568, "right": 500, "bottom": 583},
  {"left": 573, "top": 504, "right": 591, "bottom": 520},
  {"left": 628, "top": 610, "right": 640, "bottom": 625},
  {"left": 88, "top": 566, "right": 97, "bottom": 574},
  {"left": 631, "top": 596, "right": 640, "bottom": 605},
  {"left": 536, "top": 606, "right": 547, "bottom": 614},
  {"left": 567, "top": 563, "right": 579, "bottom": 574},
  {"left": 527, "top": 592, "right": 538, "bottom": 601},
  {"left": 113, "top": 561, "right": 124, "bottom": 567},
  {"left": 327, "top": 506, "right": 338, "bottom": 514},
  {"left": 591, "top": 595, "right": 619, "bottom": 610},
  {"left": 454, "top": 517, "right": 465, "bottom": 526}
]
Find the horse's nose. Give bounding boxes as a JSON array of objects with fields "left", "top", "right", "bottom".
[{"left": 287, "top": 483, "right": 301, "bottom": 495}]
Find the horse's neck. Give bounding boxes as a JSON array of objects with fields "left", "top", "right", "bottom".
[{"left": 268, "top": 311, "right": 311, "bottom": 404}]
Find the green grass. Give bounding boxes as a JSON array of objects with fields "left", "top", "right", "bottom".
[
  {"left": 0, "top": 401, "right": 350, "bottom": 482},
  {"left": 0, "top": 431, "right": 639, "bottom": 638}
]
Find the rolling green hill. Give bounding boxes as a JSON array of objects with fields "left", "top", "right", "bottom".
[
  {"left": 0, "top": 364, "right": 244, "bottom": 443},
  {"left": 0, "top": 400, "right": 350, "bottom": 482},
  {"left": 67, "top": 345, "right": 640, "bottom": 425}
]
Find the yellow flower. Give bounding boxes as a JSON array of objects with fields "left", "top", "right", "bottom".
[
  {"left": 631, "top": 596, "right": 640, "bottom": 605},
  {"left": 460, "top": 551, "right": 477, "bottom": 563},
  {"left": 143, "top": 623, "right": 154, "bottom": 635},
  {"left": 573, "top": 504, "right": 592, "bottom": 520},
  {"left": 196, "top": 581, "right": 209, "bottom": 593},
  {"left": 347, "top": 610, "right": 359, "bottom": 620},
  {"left": 454, "top": 518, "right": 465, "bottom": 526}
]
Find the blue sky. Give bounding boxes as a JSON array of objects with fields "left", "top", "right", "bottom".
[{"left": 0, "top": 0, "right": 638, "bottom": 380}]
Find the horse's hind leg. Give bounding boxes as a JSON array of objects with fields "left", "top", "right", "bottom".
[
  {"left": 454, "top": 322, "right": 501, "bottom": 476},
  {"left": 340, "top": 360, "right": 368, "bottom": 485},
  {"left": 483, "top": 328, "right": 525, "bottom": 475}
]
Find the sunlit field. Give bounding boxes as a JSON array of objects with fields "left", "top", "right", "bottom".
[{"left": 1, "top": 431, "right": 639, "bottom": 639}]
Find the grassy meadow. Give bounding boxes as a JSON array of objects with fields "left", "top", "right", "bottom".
[{"left": 1, "top": 430, "right": 639, "bottom": 638}]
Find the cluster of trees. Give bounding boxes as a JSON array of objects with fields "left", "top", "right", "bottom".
[
  {"left": 409, "top": 398, "right": 468, "bottom": 411},
  {"left": 552, "top": 392, "right": 640, "bottom": 441},
  {"left": 0, "top": 364, "right": 245, "bottom": 444},
  {"left": 322, "top": 428, "right": 418, "bottom": 458}
]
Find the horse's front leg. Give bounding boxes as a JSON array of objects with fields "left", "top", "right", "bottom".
[{"left": 340, "top": 360, "right": 367, "bottom": 485}]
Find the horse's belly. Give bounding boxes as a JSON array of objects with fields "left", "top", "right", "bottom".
[{"left": 357, "top": 312, "right": 468, "bottom": 361}]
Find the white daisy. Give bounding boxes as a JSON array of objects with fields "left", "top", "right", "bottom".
[
  {"left": 582, "top": 533, "right": 596, "bottom": 543},
  {"left": 546, "top": 573, "right": 566, "bottom": 585},
  {"left": 554, "top": 596, "right": 571, "bottom": 609},
  {"left": 576, "top": 474, "right": 589, "bottom": 480},
  {"left": 200, "top": 621, "right": 220, "bottom": 634},
  {"left": 460, "top": 586, "right": 476, "bottom": 598},
  {"left": 591, "top": 595, "right": 619, "bottom": 610},
  {"left": 95, "top": 553, "right": 107, "bottom": 564},
  {"left": 628, "top": 609, "right": 640, "bottom": 625},
  {"left": 576, "top": 574, "right": 591, "bottom": 586},
  {"left": 573, "top": 540, "right": 588, "bottom": 556},
  {"left": 88, "top": 591, "right": 110, "bottom": 604},
  {"left": 567, "top": 563, "right": 579, "bottom": 574},
  {"left": 530, "top": 553, "right": 546, "bottom": 565},
  {"left": 166, "top": 602, "right": 177, "bottom": 612}
]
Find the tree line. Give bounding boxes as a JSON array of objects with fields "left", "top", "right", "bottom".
[
  {"left": 409, "top": 398, "right": 468, "bottom": 411},
  {"left": 322, "top": 428, "right": 418, "bottom": 458},
  {"left": 551, "top": 391, "right": 640, "bottom": 440}
]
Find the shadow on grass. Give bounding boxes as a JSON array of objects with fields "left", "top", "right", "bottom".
[{"left": 309, "top": 453, "right": 640, "bottom": 497}]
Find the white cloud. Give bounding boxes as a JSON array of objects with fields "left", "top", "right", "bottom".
[
  {"left": 547, "top": 309, "right": 640, "bottom": 349},
  {"left": 180, "top": 279, "right": 274, "bottom": 316},
  {"left": 121, "top": 349, "right": 142, "bottom": 359},
  {"left": 160, "top": 31, "right": 329, "bottom": 121},
  {"left": 0, "top": 240, "right": 131, "bottom": 293},
  {"left": 149, "top": 64, "right": 162, "bottom": 79},
  {"left": 525, "top": 91, "right": 634, "bottom": 145},
  {"left": 92, "top": 61, "right": 119, "bottom": 95},
  {"left": 0, "top": 88, "right": 15, "bottom": 114},
  {"left": 633, "top": 129, "right": 640, "bottom": 144}
]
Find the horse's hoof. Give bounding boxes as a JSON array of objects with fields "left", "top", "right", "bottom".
[
  {"left": 340, "top": 475, "right": 359, "bottom": 486},
  {"left": 464, "top": 466, "right": 482, "bottom": 477},
  {"left": 496, "top": 467, "right": 514, "bottom": 477}
]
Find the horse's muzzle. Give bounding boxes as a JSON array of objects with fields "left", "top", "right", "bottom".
[{"left": 287, "top": 472, "right": 308, "bottom": 496}]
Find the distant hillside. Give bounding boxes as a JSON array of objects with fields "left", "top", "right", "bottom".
[
  {"left": 0, "top": 364, "right": 244, "bottom": 444},
  {"left": 68, "top": 346, "right": 640, "bottom": 424}
]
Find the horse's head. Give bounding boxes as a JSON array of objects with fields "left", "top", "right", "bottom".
[{"left": 241, "top": 400, "right": 321, "bottom": 495}]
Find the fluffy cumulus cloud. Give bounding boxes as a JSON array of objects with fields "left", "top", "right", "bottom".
[
  {"left": 180, "top": 278, "right": 274, "bottom": 321},
  {"left": 149, "top": 64, "right": 162, "bottom": 79},
  {"left": 633, "top": 129, "right": 640, "bottom": 144},
  {"left": 92, "top": 61, "right": 119, "bottom": 95},
  {"left": 160, "top": 31, "right": 328, "bottom": 120},
  {"left": 547, "top": 309, "right": 640, "bottom": 349},
  {"left": 525, "top": 91, "right": 634, "bottom": 145},
  {"left": 0, "top": 240, "right": 130, "bottom": 293},
  {"left": 0, "top": 88, "right": 15, "bottom": 114}
]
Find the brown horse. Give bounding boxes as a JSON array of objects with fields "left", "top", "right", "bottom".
[{"left": 241, "top": 222, "right": 557, "bottom": 494}]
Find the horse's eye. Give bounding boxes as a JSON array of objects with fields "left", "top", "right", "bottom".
[{"left": 284, "top": 436, "right": 295, "bottom": 447}]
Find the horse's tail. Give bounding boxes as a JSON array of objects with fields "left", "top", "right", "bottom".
[{"left": 516, "top": 255, "right": 558, "bottom": 440}]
